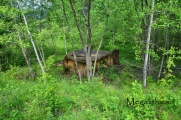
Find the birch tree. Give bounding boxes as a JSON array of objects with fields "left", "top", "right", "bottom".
[
  {"left": 17, "top": 31, "right": 35, "bottom": 79},
  {"left": 10, "top": 0, "right": 35, "bottom": 79},
  {"left": 143, "top": 0, "right": 155, "bottom": 88},
  {"left": 16, "top": 0, "right": 45, "bottom": 76}
]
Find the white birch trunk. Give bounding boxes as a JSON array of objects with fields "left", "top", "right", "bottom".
[
  {"left": 16, "top": 0, "right": 45, "bottom": 76},
  {"left": 143, "top": 0, "right": 155, "bottom": 88}
]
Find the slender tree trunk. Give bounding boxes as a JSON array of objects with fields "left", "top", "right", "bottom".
[
  {"left": 63, "top": 22, "right": 68, "bottom": 55},
  {"left": 82, "top": 0, "right": 92, "bottom": 81},
  {"left": 93, "top": 1, "right": 110, "bottom": 77},
  {"left": 82, "top": 0, "right": 92, "bottom": 45},
  {"left": 158, "top": 27, "right": 169, "bottom": 80},
  {"left": 37, "top": 44, "right": 45, "bottom": 66},
  {"left": 16, "top": 0, "right": 45, "bottom": 76},
  {"left": 61, "top": 2, "right": 67, "bottom": 55},
  {"left": 40, "top": 44, "right": 45, "bottom": 66},
  {"left": 37, "top": 5, "right": 46, "bottom": 67},
  {"left": 143, "top": 0, "right": 154, "bottom": 88},
  {"left": 38, "top": 22, "right": 46, "bottom": 67},
  {"left": 17, "top": 31, "right": 35, "bottom": 79},
  {"left": 62, "top": 0, "right": 82, "bottom": 82},
  {"left": 69, "top": 0, "right": 85, "bottom": 48},
  {"left": 11, "top": 0, "right": 36, "bottom": 79},
  {"left": 148, "top": 53, "right": 151, "bottom": 75},
  {"left": 69, "top": 0, "right": 93, "bottom": 81},
  {"left": 85, "top": 45, "right": 91, "bottom": 81}
]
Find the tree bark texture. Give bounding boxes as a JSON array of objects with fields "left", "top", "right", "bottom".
[
  {"left": 83, "top": 0, "right": 92, "bottom": 81},
  {"left": 143, "top": 0, "right": 154, "bottom": 88}
]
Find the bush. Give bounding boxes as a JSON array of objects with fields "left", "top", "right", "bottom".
[{"left": 0, "top": 71, "right": 180, "bottom": 120}]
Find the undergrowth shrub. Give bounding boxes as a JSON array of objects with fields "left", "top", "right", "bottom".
[
  {"left": 0, "top": 70, "right": 180, "bottom": 120},
  {"left": 5, "top": 66, "right": 31, "bottom": 80},
  {"left": 124, "top": 80, "right": 181, "bottom": 120},
  {"left": 0, "top": 73, "right": 74, "bottom": 120}
]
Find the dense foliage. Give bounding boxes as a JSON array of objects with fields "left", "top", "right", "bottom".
[
  {"left": 0, "top": 0, "right": 181, "bottom": 119},
  {"left": 1, "top": 71, "right": 181, "bottom": 119}
]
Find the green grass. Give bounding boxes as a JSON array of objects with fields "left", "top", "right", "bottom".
[{"left": 0, "top": 67, "right": 181, "bottom": 120}]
